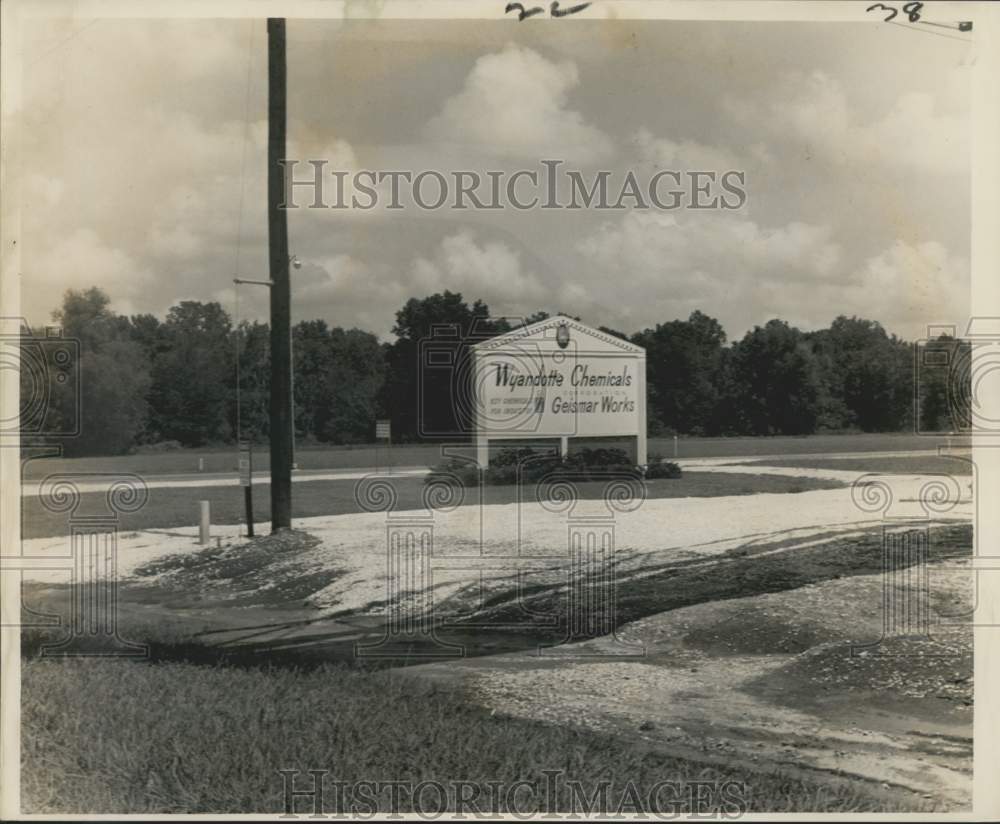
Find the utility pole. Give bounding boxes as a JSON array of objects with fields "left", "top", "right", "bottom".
[{"left": 268, "top": 18, "right": 292, "bottom": 530}]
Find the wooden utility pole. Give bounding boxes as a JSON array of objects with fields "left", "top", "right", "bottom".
[{"left": 268, "top": 18, "right": 292, "bottom": 530}]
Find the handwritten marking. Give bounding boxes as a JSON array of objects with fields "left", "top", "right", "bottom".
[{"left": 505, "top": 1, "right": 592, "bottom": 20}]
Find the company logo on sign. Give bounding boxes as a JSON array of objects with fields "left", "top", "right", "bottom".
[{"left": 556, "top": 322, "right": 570, "bottom": 349}]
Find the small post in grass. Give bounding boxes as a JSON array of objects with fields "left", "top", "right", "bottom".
[
  {"left": 198, "top": 457, "right": 205, "bottom": 472},
  {"left": 673, "top": 434, "right": 678, "bottom": 458},
  {"left": 376, "top": 418, "right": 391, "bottom": 475},
  {"left": 239, "top": 441, "right": 254, "bottom": 538},
  {"left": 199, "top": 500, "right": 211, "bottom": 545}
]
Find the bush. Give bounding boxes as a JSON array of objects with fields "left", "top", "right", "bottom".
[
  {"left": 425, "top": 456, "right": 482, "bottom": 488},
  {"left": 645, "top": 453, "right": 682, "bottom": 479},
  {"left": 563, "top": 447, "right": 637, "bottom": 480},
  {"left": 134, "top": 439, "right": 183, "bottom": 453},
  {"left": 424, "top": 446, "right": 669, "bottom": 487}
]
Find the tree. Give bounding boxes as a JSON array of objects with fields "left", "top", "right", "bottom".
[
  {"left": 633, "top": 311, "right": 727, "bottom": 435},
  {"left": 318, "top": 328, "right": 386, "bottom": 443},
  {"left": 809, "top": 316, "right": 913, "bottom": 432},
  {"left": 380, "top": 291, "right": 500, "bottom": 441},
  {"left": 69, "top": 341, "right": 152, "bottom": 456},
  {"left": 292, "top": 320, "right": 334, "bottom": 441},
  {"left": 148, "top": 301, "right": 233, "bottom": 446},
  {"left": 598, "top": 325, "right": 631, "bottom": 342},
  {"left": 51, "top": 288, "right": 151, "bottom": 456},
  {"left": 233, "top": 319, "right": 271, "bottom": 442},
  {"left": 52, "top": 287, "right": 119, "bottom": 351},
  {"left": 288, "top": 321, "right": 386, "bottom": 444},
  {"left": 916, "top": 334, "right": 968, "bottom": 432},
  {"left": 727, "top": 319, "right": 820, "bottom": 435}
]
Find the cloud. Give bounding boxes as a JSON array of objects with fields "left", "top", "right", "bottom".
[
  {"left": 631, "top": 127, "right": 743, "bottom": 172},
  {"left": 412, "top": 232, "right": 547, "bottom": 312},
  {"left": 843, "top": 240, "right": 969, "bottom": 339},
  {"left": 423, "top": 44, "right": 614, "bottom": 164},
  {"left": 13, "top": 18, "right": 970, "bottom": 347},
  {"left": 30, "top": 229, "right": 153, "bottom": 323},
  {"left": 573, "top": 211, "right": 844, "bottom": 335},
  {"left": 725, "top": 71, "right": 967, "bottom": 175},
  {"left": 580, "top": 211, "right": 840, "bottom": 286}
]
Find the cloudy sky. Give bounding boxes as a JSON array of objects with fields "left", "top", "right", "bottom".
[{"left": 14, "top": 13, "right": 971, "bottom": 342}]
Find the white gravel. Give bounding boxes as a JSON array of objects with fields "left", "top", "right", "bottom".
[{"left": 18, "top": 465, "right": 973, "bottom": 617}]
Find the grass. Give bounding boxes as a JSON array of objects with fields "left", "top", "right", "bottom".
[
  {"left": 736, "top": 455, "right": 974, "bottom": 475},
  {"left": 21, "top": 471, "right": 845, "bottom": 539},
  {"left": 21, "top": 432, "right": 965, "bottom": 479},
  {"left": 21, "top": 656, "right": 924, "bottom": 815}
]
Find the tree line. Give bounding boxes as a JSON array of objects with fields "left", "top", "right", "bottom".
[{"left": 33, "top": 286, "right": 966, "bottom": 456}]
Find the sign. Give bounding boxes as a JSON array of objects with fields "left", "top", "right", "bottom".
[
  {"left": 376, "top": 419, "right": 391, "bottom": 440},
  {"left": 238, "top": 442, "right": 252, "bottom": 487},
  {"left": 473, "top": 319, "right": 643, "bottom": 440},
  {"left": 470, "top": 316, "right": 646, "bottom": 466}
]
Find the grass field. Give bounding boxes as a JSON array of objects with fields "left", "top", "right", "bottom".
[
  {"left": 735, "top": 455, "right": 974, "bottom": 475},
  {"left": 21, "top": 432, "right": 964, "bottom": 479},
  {"left": 20, "top": 657, "right": 917, "bottom": 815},
  {"left": 21, "top": 471, "right": 845, "bottom": 539}
]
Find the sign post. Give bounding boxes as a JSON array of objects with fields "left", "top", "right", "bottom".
[
  {"left": 376, "top": 419, "right": 391, "bottom": 473},
  {"left": 239, "top": 441, "right": 254, "bottom": 538}
]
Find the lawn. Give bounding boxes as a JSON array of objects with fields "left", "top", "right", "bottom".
[
  {"left": 20, "top": 431, "right": 963, "bottom": 479},
  {"left": 21, "top": 656, "right": 920, "bottom": 815},
  {"left": 735, "top": 455, "right": 974, "bottom": 475},
  {"left": 20, "top": 471, "right": 845, "bottom": 539}
]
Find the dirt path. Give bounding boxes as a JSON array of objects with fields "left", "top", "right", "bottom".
[{"left": 411, "top": 559, "right": 973, "bottom": 810}]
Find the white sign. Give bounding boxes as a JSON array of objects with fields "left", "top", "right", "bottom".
[
  {"left": 471, "top": 317, "right": 646, "bottom": 465},
  {"left": 238, "top": 443, "right": 252, "bottom": 487},
  {"left": 375, "top": 419, "right": 391, "bottom": 440},
  {"left": 478, "top": 352, "right": 639, "bottom": 437}
]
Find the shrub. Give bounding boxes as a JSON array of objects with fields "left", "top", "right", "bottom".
[
  {"left": 425, "top": 456, "right": 481, "bottom": 487},
  {"left": 424, "top": 446, "right": 665, "bottom": 487},
  {"left": 135, "top": 439, "right": 183, "bottom": 453},
  {"left": 645, "top": 454, "right": 682, "bottom": 479}
]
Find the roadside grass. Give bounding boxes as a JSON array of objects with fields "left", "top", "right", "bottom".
[
  {"left": 21, "top": 472, "right": 845, "bottom": 539},
  {"left": 21, "top": 432, "right": 967, "bottom": 479},
  {"left": 21, "top": 656, "right": 927, "bottom": 815},
  {"left": 735, "top": 455, "right": 973, "bottom": 475}
]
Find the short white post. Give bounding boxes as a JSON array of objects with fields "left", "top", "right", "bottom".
[
  {"left": 199, "top": 500, "right": 210, "bottom": 545},
  {"left": 673, "top": 434, "right": 678, "bottom": 458},
  {"left": 198, "top": 457, "right": 205, "bottom": 472}
]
